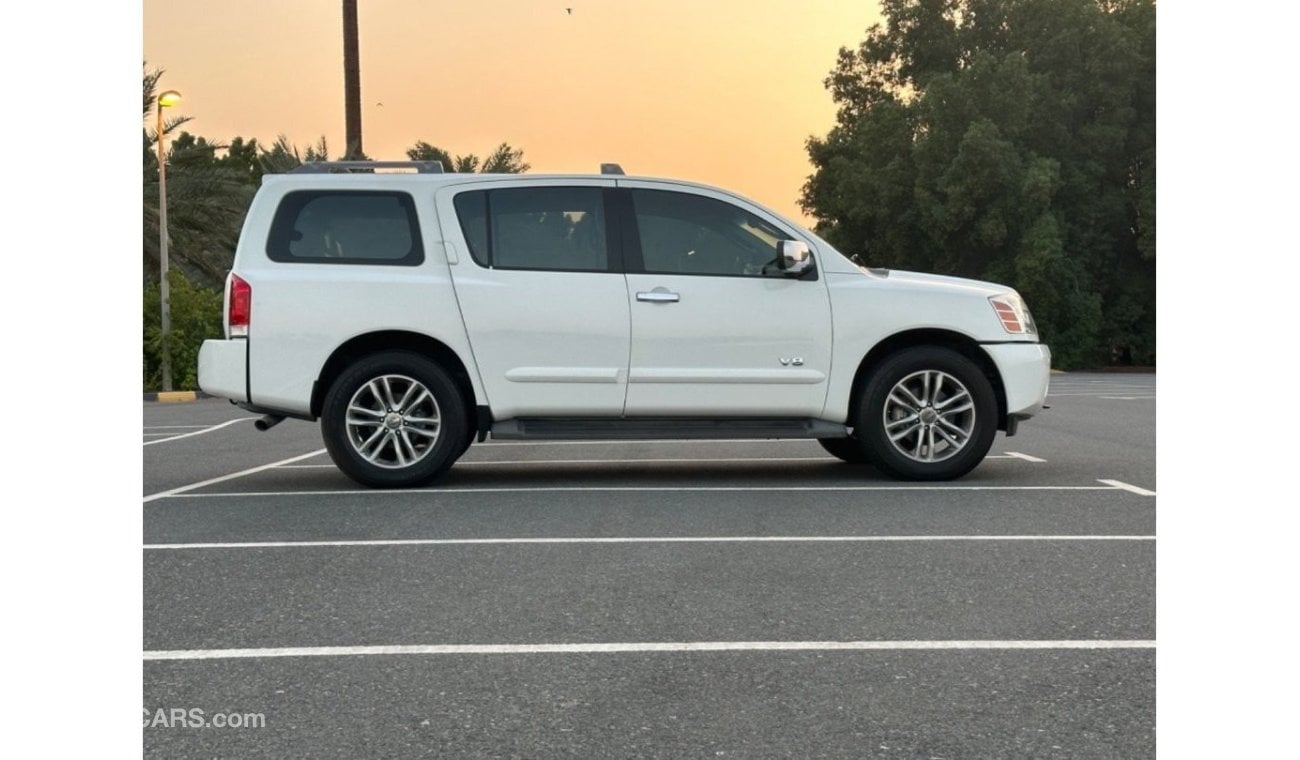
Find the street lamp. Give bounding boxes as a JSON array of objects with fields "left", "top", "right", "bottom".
[{"left": 155, "top": 89, "right": 181, "bottom": 391}]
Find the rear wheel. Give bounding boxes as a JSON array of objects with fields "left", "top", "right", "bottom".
[
  {"left": 321, "top": 351, "right": 468, "bottom": 488},
  {"left": 855, "top": 346, "right": 997, "bottom": 481},
  {"left": 817, "top": 437, "right": 871, "bottom": 464}
]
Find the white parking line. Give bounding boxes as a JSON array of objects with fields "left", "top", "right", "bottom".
[
  {"left": 145, "top": 535, "right": 1155, "bottom": 550},
  {"left": 1005, "top": 451, "right": 1046, "bottom": 463},
  {"left": 1097, "top": 479, "right": 1157, "bottom": 496},
  {"left": 479, "top": 439, "right": 818, "bottom": 446},
  {"left": 159, "top": 484, "right": 1126, "bottom": 500},
  {"left": 280, "top": 457, "right": 841, "bottom": 469},
  {"left": 143, "top": 418, "right": 252, "bottom": 447},
  {"left": 271, "top": 449, "right": 1024, "bottom": 467},
  {"left": 144, "top": 639, "right": 1156, "bottom": 661},
  {"left": 1097, "top": 396, "right": 1156, "bottom": 400},
  {"left": 144, "top": 424, "right": 220, "bottom": 430},
  {"left": 1047, "top": 392, "right": 1155, "bottom": 397},
  {"left": 143, "top": 449, "right": 328, "bottom": 504},
  {"left": 276, "top": 454, "right": 1022, "bottom": 470}
]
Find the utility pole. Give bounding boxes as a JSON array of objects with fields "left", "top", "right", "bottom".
[{"left": 343, "top": 0, "right": 362, "bottom": 159}]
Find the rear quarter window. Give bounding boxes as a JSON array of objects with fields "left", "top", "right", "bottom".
[{"left": 266, "top": 191, "right": 424, "bottom": 265}]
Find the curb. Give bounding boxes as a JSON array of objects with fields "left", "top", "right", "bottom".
[{"left": 144, "top": 391, "right": 214, "bottom": 403}]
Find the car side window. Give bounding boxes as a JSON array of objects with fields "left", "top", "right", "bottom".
[
  {"left": 630, "top": 190, "right": 793, "bottom": 277},
  {"left": 267, "top": 191, "right": 423, "bottom": 265},
  {"left": 453, "top": 187, "right": 609, "bottom": 272}
]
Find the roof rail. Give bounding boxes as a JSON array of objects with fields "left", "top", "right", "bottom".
[
  {"left": 600, "top": 163, "right": 625, "bottom": 175},
  {"left": 290, "top": 160, "right": 445, "bottom": 174}
]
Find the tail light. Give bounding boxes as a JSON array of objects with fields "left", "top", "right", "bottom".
[{"left": 228, "top": 274, "right": 251, "bottom": 337}]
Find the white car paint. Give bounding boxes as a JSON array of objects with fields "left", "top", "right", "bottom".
[{"left": 198, "top": 170, "right": 1049, "bottom": 433}]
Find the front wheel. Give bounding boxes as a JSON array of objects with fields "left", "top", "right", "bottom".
[
  {"left": 321, "top": 351, "right": 468, "bottom": 488},
  {"left": 855, "top": 346, "right": 998, "bottom": 481}
]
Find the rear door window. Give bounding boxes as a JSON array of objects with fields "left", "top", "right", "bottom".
[{"left": 453, "top": 187, "right": 611, "bottom": 272}]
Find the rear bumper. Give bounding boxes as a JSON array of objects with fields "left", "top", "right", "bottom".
[
  {"left": 982, "top": 342, "right": 1051, "bottom": 418},
  {"left": 197, "top": 339, "right": 248, "bottom": 402}
]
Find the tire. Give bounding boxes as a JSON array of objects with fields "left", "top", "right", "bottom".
[
  {"left": 817, "top": 436, "right": 871, "bottom": 464},
  {"left": 321, "top": 351, "right": 468, "bottom": 488},
  {"left": 855, "top": 346, "right": 997, "bottom": 481}
]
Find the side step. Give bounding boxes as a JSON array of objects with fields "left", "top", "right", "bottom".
[{"left": 490, "top": 417, "right": 849, "bottom": 441}]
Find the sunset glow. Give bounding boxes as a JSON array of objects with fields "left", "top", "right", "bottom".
[{"left": 143, "top": 0, "right": 883, "bottom": 224}]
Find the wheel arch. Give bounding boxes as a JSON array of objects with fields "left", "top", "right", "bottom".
[
  {"left": 312, "top": 331, "right": 480, "bottom": 434},
  {"left": 848, "top": 329, "right": 1008, "bottom": 431}
]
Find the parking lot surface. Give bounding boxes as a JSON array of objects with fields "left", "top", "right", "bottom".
[{"left": 144, "top": 372, "right": 1155, "bottom": 758}]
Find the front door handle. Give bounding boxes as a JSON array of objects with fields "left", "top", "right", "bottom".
[{"left": 636, "top": 290, "right": 680, "bottom": 303}]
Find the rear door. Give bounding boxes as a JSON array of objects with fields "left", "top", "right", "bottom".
[
  {"left": 435, "top": 180, "right": 629, "bottom": 420},
  {"left": 617, "top": 183, "right": 834, "bottom": 417}
]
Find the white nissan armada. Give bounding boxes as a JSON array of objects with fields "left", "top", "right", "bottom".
[{"left": 198, "top": 161, "right": 1051, "bottom": 488}]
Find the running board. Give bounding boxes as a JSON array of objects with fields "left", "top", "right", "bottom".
[{"left": 489, "top": 418, "right": 849, "bottom": 441}]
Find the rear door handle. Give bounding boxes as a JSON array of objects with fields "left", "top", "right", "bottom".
[{"left": 636, "top": 290, "right": 680, "bottom": 303}]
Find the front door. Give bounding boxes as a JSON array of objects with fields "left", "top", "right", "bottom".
[{"left": 618, "top": 184, "right": 833, "bottom": 417}]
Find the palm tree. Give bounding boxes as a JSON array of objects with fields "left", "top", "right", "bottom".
[
  {"left": 259, "top": 134, "right": 332, "bottom": 174},
  {"left": 142, "top": 65, "right": 255, "bottom": 288},
  {"left": 406, "top": 141, "right": 531, "bottom": 173}
]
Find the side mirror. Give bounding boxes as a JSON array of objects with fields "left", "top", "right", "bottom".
[{"left": 776, "top": 240, "right": 815, "bottom": 277}]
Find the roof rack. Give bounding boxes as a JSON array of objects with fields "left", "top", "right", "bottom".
[
  {"left": 289, "top": 160, "right": 445, "bottom": 174},
  {"left": 600, "top": 163, "right": 625, "bottom": 175}
]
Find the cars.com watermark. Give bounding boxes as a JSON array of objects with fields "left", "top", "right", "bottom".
[{"left": 143, "top": 708, "right": 266, "bottom": 729}]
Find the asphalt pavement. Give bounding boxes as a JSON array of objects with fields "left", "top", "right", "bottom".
[{"left": 143, "top": 372, "right": 1156, "bottom": 758}]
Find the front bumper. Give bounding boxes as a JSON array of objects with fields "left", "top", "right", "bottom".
[
  {"left": 197, "top": 339, "right": 248, "bottom": 402},
  {"left": 982, "top": 342, "right": 1051, "bottom": 418}
]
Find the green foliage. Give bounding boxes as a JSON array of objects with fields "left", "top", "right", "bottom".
[
  {"left": 143, "top": 270, "right": 224, "bottom": 392},
  {"left": 406, "top": 141, "right": 530, "bottom": 173},
  {"left": 802, "top": 0, "right": 1156, "bottom": 368},
  {"left": 259, "top": 134, "right": 338, "bottom": 174},
  {"left": 143, "top": 66, "right": 255, "bottom": 290}
]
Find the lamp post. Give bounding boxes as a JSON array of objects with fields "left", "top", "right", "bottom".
[{"left": 155, "top": 89, "right": 181, "bottom": 392}]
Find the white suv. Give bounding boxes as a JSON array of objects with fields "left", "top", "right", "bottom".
[{"left": 198, "top": 161, "right": 1050, "bottom": 487}]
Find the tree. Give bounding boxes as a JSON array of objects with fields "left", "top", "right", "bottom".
[
  {"left": 142, "top": 65, "right": 255, "bottom": 288},
  {"left": 258, "top": 134, "right": 333, "bottom": 174},
  {"left": 406, "top": 141, "right": 531, "bottom": 173},
  {"left": 143, "top": 269, "right": 223, "bottom": 391},
  {"left": 802, "top": 0, "right": 1155, "bottom": 368}
]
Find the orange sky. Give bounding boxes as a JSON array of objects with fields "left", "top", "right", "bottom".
[{"left": 143, "top": 0, "right": 883, "bottom": 224}]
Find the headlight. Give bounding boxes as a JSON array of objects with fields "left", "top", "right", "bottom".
[{"left": 989, "top": 293, "right": 1037, "bottom": 335}]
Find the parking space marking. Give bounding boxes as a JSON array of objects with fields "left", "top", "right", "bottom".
[
  {"left": 479, "top": 439, "right": 819, "bottom": 446},
  {"left": 1097, "top": 479, "right": 1157, "bottom": 496},
  {"left": 143, "top": 418, "right": 252, "bottom": 447},
  {"left": 145, "top": 535, "right": 1155, "bottom": 550},
  {"left": 143, "top": 449, "right": 328, "bottom": 503},
  {"left": 1097, "top": 396, "right": 1156, "bottom": 400},
  {"left": 145, "top": 639, "right": 1156, "bottom": 661},
  {"left": 274, "top": 453, "right": 1030, "bottom": 470},
  {"left": 279, "top": 457, "right": 840, "bottom": 469},
  {"left": 271, "top": 449, "right": 1024, "bottom": 467},
  {"left": 160, "top": 484, "right": 1128, "bottom": 500},
  {"left": 1047, "top": 392, "right": 1155, "bottom": 397},
  {"left": 1005, "top": 451, "right": 1046, "bottom": 463}
]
